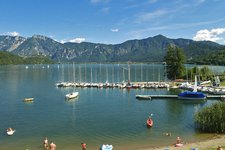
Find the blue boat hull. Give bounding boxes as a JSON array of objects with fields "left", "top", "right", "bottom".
[{"left": 178, "top": 91, "right": 206, "bottom": 100}]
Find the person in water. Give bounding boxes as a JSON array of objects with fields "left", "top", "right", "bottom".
[
  {"left": 43, "top": 137, "right": 49, "bottom": 149},
  {"left": 164, "top": 132, "right": 171, "bottom": 136},
  {"left": 7, "top": 127, "right": 13, "bottom": 132},
  {"left": 81, "top": 142, "right": 87, "bottom": 150},
  {"left": 49, "top": 141, "right": 56, "bottom": 150}
]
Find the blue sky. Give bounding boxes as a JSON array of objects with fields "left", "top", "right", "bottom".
[{"left": 1, "top": 0, "right": 225, "bottom": 44}]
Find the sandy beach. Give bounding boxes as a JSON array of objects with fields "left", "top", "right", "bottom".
[{"left": 142, "top": 134, "right": 225, "bottom": 150}]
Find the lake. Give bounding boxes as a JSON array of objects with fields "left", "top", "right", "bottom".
[{"left": 0, "top": 64, "right": 223, "bottom": 150}]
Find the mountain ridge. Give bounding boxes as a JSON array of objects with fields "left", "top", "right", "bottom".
[{"left": 0, "top": 34, "right": 224, "bottom": 62}]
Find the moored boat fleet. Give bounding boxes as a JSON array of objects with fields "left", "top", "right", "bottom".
[
  {"left": 178, "top": 82, "right": 225, "bottom": 95},
  {"left": 56, "top": 80, "right": 225, "bottom": 96},
  {"left": 56, "top": 81, "right": 170, "bottom": 89}
]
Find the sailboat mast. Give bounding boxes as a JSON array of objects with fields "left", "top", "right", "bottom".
[
  {"left": 73, "top": 62, "right": 75, "bottom": 82},
  {"left": 128, "top": 62, "right": 131, "bottom": 83},
  {"left": 79, "top": 65, "right": 81, "bottom": 83},
  {"left": 91, "top": 65, "right": 93, "bottom": 83},
  {"left": 193, "top": 75, "right": 198, "bottom": 92}
]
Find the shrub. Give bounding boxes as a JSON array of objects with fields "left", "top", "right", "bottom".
[{"left": 194, "top": 102, "right": 225, "bottom": 133}]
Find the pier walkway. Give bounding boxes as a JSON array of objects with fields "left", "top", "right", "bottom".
[{"left": 136, "top": 94, "right": 225, "bottom": 100}]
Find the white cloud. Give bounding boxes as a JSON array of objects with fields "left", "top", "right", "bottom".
[
  {"left": 60, "top": 40, "right": 66, "bottom": 44},
  {"left": 197, "top": 0, "right": 206, "bottom": 4},
  {"left": 6, "top": 31, "right": 20, "bottom": 36},
  {"left": 69, "top": 38, "right": 86, "bottom": 43},
  {"left": 136, "top": 9, "right": 168, "bottom": 23},
  {"left": 90, "top": 0, "right": 109, "bottom": 4},
  {"left": 60, "top": 38, "right": 86, "bottom": 44},
  {"left": 193, "top": 28, "right": 225, "bottom": 42},
  {"left": 90, "top": 0, "right": 100, "bottom": 3},
  {"left": 148, "top": 0, "right": 158, "bottom": 4},
  {"left": 101, "top": 7, "right": 110, "bottom": 13},
  {"left": 111, "top": 28, "right": 119, "bottom": 32}
]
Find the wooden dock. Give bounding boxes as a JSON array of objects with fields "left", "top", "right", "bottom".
[{"left": 136, "top": 94, "right": 225, "bottom": 100}]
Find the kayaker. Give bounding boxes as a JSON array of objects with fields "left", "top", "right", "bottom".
[{"left": 81, "top": 143, "right": 87, "bottom": 150}]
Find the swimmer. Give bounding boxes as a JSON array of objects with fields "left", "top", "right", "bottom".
[{"left": 164, "top": 132, "right": 171, "bottom": 136}]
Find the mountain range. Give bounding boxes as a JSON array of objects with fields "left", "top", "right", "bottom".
[{"left": 0, "top": 34, "right": 224, "bottom": 62}]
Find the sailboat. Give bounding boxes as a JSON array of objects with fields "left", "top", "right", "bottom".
[{"left": 178, "top": 75, "right": 206, "bottom": 100}]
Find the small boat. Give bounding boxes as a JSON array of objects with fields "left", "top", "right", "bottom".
[
  {"left": 146, "top": 118, "right": 153, "bottom": 127},
  {"left": 136, "top": 95, "right": 151, "bottom": 100},
  {"left": 178, "top": 91, "right": 206, "bottom": 100},
  {"left": 178, "top": 75, "right": 206, "bottom": 100},
  {"left": 65, "top": 92, "right": 79, "bottom": 100},
  {"left": 23, "top": 98, "right": 34, "bottom": 102},
  {"left": 101, "top": 144, "right": 113, "bottom": 150},
  {"left": 7, "top": 128, "right": 15, "bottom": 136}
]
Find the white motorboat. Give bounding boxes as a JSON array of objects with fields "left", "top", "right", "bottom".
[{"left": 65, "top": 92, "right": 79, "bottom": 99}]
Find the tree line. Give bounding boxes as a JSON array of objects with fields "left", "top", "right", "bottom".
[
  {"left": 164, "top": 44, "right": 225, "bottom": 82},
  {"left": 0, "top": 51, "right": 54, "bottom": 65}
]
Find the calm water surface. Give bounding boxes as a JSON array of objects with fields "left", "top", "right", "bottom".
[{"left": 0, "top": 64, "right": 223, "bottom": 150}]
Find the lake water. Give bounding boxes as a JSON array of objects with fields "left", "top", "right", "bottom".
[{"left": 0, "top": 64, "right": 223, "bottom": 150}]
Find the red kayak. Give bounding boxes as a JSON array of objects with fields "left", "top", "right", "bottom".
[{"left": 146, "top": 118, "right": 153, "bottom": 127}]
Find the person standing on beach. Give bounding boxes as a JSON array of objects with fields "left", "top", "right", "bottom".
[
  {"left": 49, "top": 141, "right": 56, "bottom": 150},
  {"left": 81, "top": 142, "right": 87, "bottom": 150},
  {"left": 43, "top": 137, "right": 49, "bottom": 149}
]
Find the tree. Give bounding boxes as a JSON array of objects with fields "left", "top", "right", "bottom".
[{"left": 164, "top": 45, "right": 185, "bottom": 80}]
